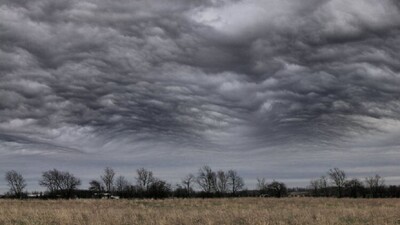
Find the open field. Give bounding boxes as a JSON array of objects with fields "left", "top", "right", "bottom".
[{"left": 0, "top": 198, "right": 400, "bottom": 225}]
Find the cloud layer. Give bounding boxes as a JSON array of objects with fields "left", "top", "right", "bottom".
[{"left": 1, "top": 0, "right": 400, "bottom": 188}]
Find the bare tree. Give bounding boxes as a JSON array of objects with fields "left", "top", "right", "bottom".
[
  {"left": 227, "top": 170, "right": 244, "bottom": 195},
  {"left": 257, "top": 177, "right": 268, "bottom": 192},
  {"left": 267, "top": 181, "right": 287, "bottom": 198},
  {"left": 39, "top": 169, "right": 61, "bottom": 193},
  {"left": 328, "top": 168, "right": 347, "bottom": 198},
  {"left": 5, "top": 170, "right": 26, "bottom": 198},
  {"left": 346, "top": 178, "right": 364, "bottom": 198},
  {"left": 136, "top": 168, "right": 154, "bottom": 191},
  {"left": 115, "top": 176, "right": 130, "bottom": 192},
  {"left": 217, "top": 170, "right": 229, "bottom": 194},
  {"left": 62, "top": 172, "right": 81, "bottom": 197},
  {"left": 365, "top": 174, "right": 385, "bottom": 198},
  {"left": 181, "top": 173, "right": 195, "bottom": 195},
  {"left": 318, "top": 175, "right": 329, "bottom": 197},
  {"left": 197, "top": 165, "right": 217, "bottom": 193},
  {"left": 39, "top": 169, "right": 81, "bottom": 198},
  {"left": 309, "top": 179, "right": 320, "bottom": 196},
  {"left": 310, "top": 175, "right": 329, "bottom": 197},
  {"left": 89, "top": 180, "right": 104, "bottom": 192},
  {"left": 147, "top": 178, "right": 171, "bottom": 199},
  {"left": 101, "top": 167, "right": 115, "bottom": 193}
]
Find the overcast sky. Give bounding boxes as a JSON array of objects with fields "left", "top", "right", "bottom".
[{"left": 1, "top": 0, "right": 400, "bottom": 191}]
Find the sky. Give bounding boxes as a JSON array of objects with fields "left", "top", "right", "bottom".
[{"left": 0, "top": 0, "right": 400, "bottom": 192}]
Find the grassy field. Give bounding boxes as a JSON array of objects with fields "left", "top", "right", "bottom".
[{"left": 0, "top": 198, "right": 400, "bottom": 225}]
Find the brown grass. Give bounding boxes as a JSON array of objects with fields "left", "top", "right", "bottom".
[{"left": 0, "top": 198, "right": 400, "bottom": 225}]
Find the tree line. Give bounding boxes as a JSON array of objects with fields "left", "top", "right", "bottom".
[
  {"left": 308, "top": 167, "right": 397, "bottom": 198},
  {"left": 3, "top": 167, "right": 400, "bottom": 199},
  {"left": 3, "top": 166, "right": 245, "bottom": 199}
]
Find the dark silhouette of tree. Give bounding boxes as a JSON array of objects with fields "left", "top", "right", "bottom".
[
  {"left": 227, "top": 170, "right": 244, "bottom": 195},
  {"left": 136, "top": 168, "right": 154, "bottom": 191},
  {"left": 345, "top": 178, "right": 364, "bottom": 198},
  {"left": 328, "top": 168, "right": 346, "bottom": 198},
  {"left": 318, "top": 176, "right": 329, "bottom": 197},
  {"left": 5, "top": 170, "right": 26, "bottom": 198},
  {"left": 310, "top": 175, "right": 329, "bottom": 197},
  {"left": 365, "top": 174, "right": 385, "bottom": 198},
  {"left": 267, "top": 181, "right": 287, "bottom": 198},
  {"left": 101, "top": 167, "right": 115, "bottom": 193},
  {"left": 115, "top": 176, "right": 130, "bottom": 192},
  {"left": 197, "top": 166, "right": 217, "bottom": 194},
  {"left": 181, "top": 173, "right": 195, "bottom": 196},
  {"left": 309, "top": 179, "right": 320, "bottom": 196},
  {"left": 39, "top": 169, "right": 81, "bottom": 198},
  {"left": 174, "top": 185, "right": 188, "bottom": 198},
  {"left": 147, "top": 179, "right": 171, "bottom": 199},
  {"left": 387, "top": 185, "right": 400, "bottom": 198},
  {"left": 89, "top": 180, "right": 104, "bottom": 192},
  {"left": 257, "top": 177, "right": 268, "bottom": 194},
  {"left": 216, "top": 170, "right": 229, "bottom": 194}
]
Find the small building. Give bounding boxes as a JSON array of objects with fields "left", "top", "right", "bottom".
[
  {"left": 93, "top": 193, "right": 120, "bottom": 199},
  {"left": 110, "top": 195, "right": 120, "bottom": 199},
  {"left": 259, "top": 194, "right": 270, "bottom": 198},
  {"left": 27, "top": 193, "right": 41, "bottom": 198},
  {"left": 288, "top": 191, "right": 310, "bottom": 197}
]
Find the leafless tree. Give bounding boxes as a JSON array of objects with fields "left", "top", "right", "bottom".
[
  {"left": 217, "top": 170, "right": 229, "bottom": 194},
  {"left": 147, "top": 178, "right": 171, "bottom": 199},
  {"left": 257, "top": 177, "right": 268, "bottom": 191},
  {"left": 309, "top": 179, "right": 320, "bottom": 196},
  {"left": 346, "top": 178, "right": 364, "bottom": 198},
  {"left": 365, "top": 174, "right": 385, "bottom": 198},
  {"left": 227, "top": 170, "right": 244, "bottom": 195},
  {"left": 63, "top": 173, "right": 81, "bottom": 193},
  {"left": 310, "top": 175, "right": 329, "bottom": 197},
  {"left": 318, "top": 175, "right": 329, "bottom": 197},
  {"left": 5, "top": 170, "right": 26, "bottom": 198},
  {"left": 115, "top": 176, "right": 130, "bottom": 192},
  {"left": 197, "top": 165, "right": 217, "bottom": 193},
  {"left": 39, "top": 169, "right": 61, "bottom": 193},
  {"left": 101, "top": 167, "right": 115, "bottom": 193},
  {"left": 39, "top": 169, "right": 81, "bottom": 198},
  {"left": 267, "top": 180, "right": 287, "bottom": 198},
  {"left": 89, "top": 180, "right": 104, "bottom": 192},
  {"left": 181, "top": 173, "right": 195, "bottom": 194},
  {"left": 328, "top": 168, "right": 347, "bottom": 197},
  {"left": 136, "top": 168, "right": 154, "bottom": 191}
]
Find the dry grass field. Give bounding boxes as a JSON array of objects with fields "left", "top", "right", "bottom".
[{"left": 0, "top": 198, "right": 400, "bottom": 225}]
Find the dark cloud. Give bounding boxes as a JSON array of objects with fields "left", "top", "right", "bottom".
[{"left": 1, "top": 0, "right": 400, "bottom": 188}]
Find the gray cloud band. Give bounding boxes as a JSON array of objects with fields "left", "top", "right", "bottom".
[{"left": 0, "top": 0, "right": 399, "bottom": 155}]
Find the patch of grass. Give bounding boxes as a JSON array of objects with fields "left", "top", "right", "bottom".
[{"left": 0, "top": 198, "right": 399, "bottom": 225}]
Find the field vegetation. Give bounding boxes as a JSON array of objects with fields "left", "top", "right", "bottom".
[{"left": 0, "top": 198, "right": 400, "bottom": 225}]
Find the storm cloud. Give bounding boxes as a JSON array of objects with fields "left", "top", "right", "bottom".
[{"left": 1, "top": 0, "right": 400, "bottom": 189}]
